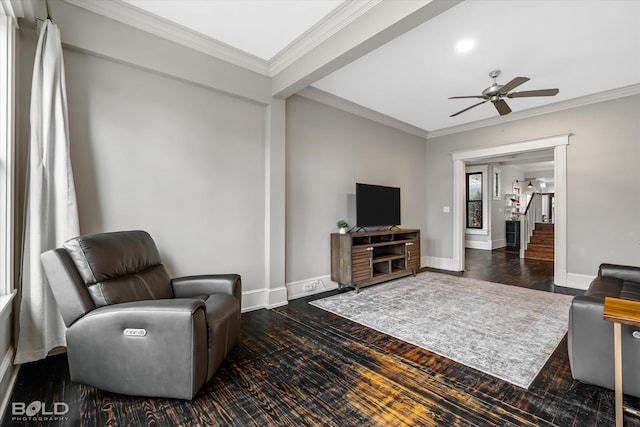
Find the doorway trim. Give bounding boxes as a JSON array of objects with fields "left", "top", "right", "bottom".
[{"left": 451, "top": 133, "right": 570, "bottom": 286}]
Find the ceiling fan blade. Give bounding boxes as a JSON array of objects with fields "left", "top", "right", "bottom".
[
  {"left": 493, "top": 99, "right": 512, "bottom": 116},
  {"left": 448, "top": 95, "right": 485, "bottom": 99},
  {"left": 450, "top": 100, "right": 488, "bottom": 117},
  {"left": 499, "top": 76, "right": 530, "bottom": 93},
  {"left": 507, "top": 88, "right": 559, "bottom": 98}
]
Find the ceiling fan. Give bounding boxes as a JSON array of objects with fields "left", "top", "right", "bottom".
[{"left": 449, "top": 70, "right": 559, "bottom": 117}]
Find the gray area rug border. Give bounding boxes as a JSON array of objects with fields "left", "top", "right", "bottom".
[{"left": 310, "top": 272, "right": 573, "bottom": 389}]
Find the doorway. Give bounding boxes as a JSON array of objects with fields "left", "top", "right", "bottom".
[{"left": 451, "top": 134, "right": 569, "bottom": 286}]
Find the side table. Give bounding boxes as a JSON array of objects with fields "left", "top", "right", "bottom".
[{"left": 603, "top": 297, "right": 640, "bottom": 427}]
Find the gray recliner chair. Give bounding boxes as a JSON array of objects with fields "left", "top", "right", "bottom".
[
  {"left": 568, "top": 263, "right": 640, "bottom": 397},
  {"left": 40, "top": 230, "right": 242, "bottom": 400}
]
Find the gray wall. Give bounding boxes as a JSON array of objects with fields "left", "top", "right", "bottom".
[
  {"left": 14, "top": 0, "right": 638, "bottom": 302},
  {"left": 285, "top": 95, "right": 428, "bottom": 284},
  {"left": 64, "top": 49, "right": 267, "bottom": 283},
  {"left": 426, "top": 94, "right": 640, "bottom": 278},
  {"left": 16, "top": 19, "right": 270, "bottom": 299}
]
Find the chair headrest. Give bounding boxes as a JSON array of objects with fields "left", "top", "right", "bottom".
[{"left": 63, "top": 230, "right": 162, "bottom": 285}]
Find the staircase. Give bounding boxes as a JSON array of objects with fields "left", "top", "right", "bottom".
[{"left": 525, "top": 223, "right": 554, "bottom": 262}]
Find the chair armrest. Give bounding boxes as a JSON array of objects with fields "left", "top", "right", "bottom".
[
  {"left": 171, "top": 274, "right": 242, "bottom": 305},
  {"left": 568, "top": 293, "right": 640, "bottom": 396},
  {"left": 66, "top": 299, "right": 208, "bottom": 399},
  {"left": 568, "top": 295, "right": 615, "bottom": 384},
  {"left": 599, "top": 263, "right": 640, "bottom": 283}
]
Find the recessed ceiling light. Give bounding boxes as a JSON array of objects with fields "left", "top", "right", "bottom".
[{"left": 456, "top": 39, "right": 475, "bottom": 53}]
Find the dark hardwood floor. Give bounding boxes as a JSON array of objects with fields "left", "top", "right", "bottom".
[
  {"left": 461, "top": 247, "right": 576, "bottom": 294},
  {"left": 3, "top": 248, "right": 638, "bottom": 426}
]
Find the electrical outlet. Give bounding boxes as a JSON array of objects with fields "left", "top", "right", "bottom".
[{"left": 304, "top": 280, "right": 322, "bottom": 292}]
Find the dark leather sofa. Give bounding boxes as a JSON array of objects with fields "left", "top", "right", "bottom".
[
  {"left": 568, "top": 263, "right": 640, "bottom": 397},
  {"left": 40, "top": 230, "right": 242, "bottom": 399}
]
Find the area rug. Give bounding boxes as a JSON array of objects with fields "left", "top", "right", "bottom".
[{"left": 310, "top": 272, "right": 574, "bottom": 389}]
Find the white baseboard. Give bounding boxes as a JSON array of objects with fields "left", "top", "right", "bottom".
[
  {"left": 241, "top": 289, "right": 265, "bottom": 312},
  {"left": 423, "top": 256, "right": 460, "bottom": 272},
  {"left": 286, "top": 275, "right": 339, "bottom": 300},
  {"left": 279, "top": 258, "right": 591, "bottom": 301},
  {"left": 566, "top": 272, "right": 594, "bottom": 290},
  {"left": 465, "top": 240, "right": 492, "bottom": 250},
  {"left": 241, "top": 286, "right": 289, "bottom": 312},
  {"left": 266, "top": 286, "right": 288, "bottom": 309},
  {"left": 0, "top": 346, "right": 19, "bottom": 422},
  {"left": 492, "top": 239, "right": 506, "bottom": 249}
]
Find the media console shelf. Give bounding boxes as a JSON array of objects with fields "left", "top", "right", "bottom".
[{"left": 331, "top": 229, "right": 420, "bottom": 292}]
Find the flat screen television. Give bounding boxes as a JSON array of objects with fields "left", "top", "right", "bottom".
[{"left": 356, "top": 183, "right": 401, "bottom": 228}]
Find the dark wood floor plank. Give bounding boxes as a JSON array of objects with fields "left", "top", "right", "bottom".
[
  {"left": 4, "top": 248, "right": 640, "bottom": 427},
  {"left": 277, "top": 294, "right": 564, "bottom": 425},
  {"left": 275, "top": 305, "right": 556, "bottom": 427}
]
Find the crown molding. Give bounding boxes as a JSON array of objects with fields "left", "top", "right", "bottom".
[
  {"left": 269, "top": 0, "right": 382, "bottom": 76},
  {"left": 299, "top": 83, "right": 640, "bottom": 142},
  {"left": 2, "top": 0, "right": 38, "bottom": 24},
  {"left": 62, "top": 0, "right": 385, "bottom": 79},
  {"left": 298, "top": 87, "right": 428, "bottom": 139},
  {"left": 0, "top": 0, "right": 16, "bottom": 23},
  {"left": 51, "top": 0, "right": 640, "bottom": 139},
  {"left": 428, "top": 83, "right": 640, "bottom": 138},
  {"left": 62, "top": 0, "right": 271, "bottom": 76}
]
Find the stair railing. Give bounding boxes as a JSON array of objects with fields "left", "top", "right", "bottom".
[{"left": 520, "top": 193, "right": 542, "bottom": 257}]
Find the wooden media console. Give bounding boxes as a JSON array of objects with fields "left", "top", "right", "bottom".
[{"left": 331, "top": 229, "right": 420, "bottom": 292}]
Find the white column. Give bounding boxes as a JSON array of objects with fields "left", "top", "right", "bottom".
[
  {"left": 554, "top": 143, "right": 568, "bottom": 286},
  {"left": 264, "top": 98, "right": 287, "bottom": 308},
  {"left": 452, "top": 159, "right": 465, "bottom": 271}
]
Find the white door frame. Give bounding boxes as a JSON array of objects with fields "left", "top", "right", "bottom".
[{"left": 451, "top": 134, "right": 570, "bottom": 286}]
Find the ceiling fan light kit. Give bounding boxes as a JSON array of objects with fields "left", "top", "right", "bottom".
[{"left": 449, "top": 70, "right": 559, "bottom": 118}]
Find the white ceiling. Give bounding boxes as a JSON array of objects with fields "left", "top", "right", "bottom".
[
  {"left": 313, "top": 0, "right": 640, "bottom": 132},
  {"left": 77, "top": 0, "right": 640, "bottom": 134},
  {"left": 121, "top": 0, "right": 346, "bottom": 60}
]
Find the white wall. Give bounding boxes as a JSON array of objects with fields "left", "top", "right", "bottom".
[
  {"left": 464, "top": 164, "right": 490, "bottom": 250},
  {"left": 285, "top": 95, "right": 427, "bottom": 296},
  {"left": 463, "top": 163, "right": 526, "bottom": 250},
  {"left": 495, "top": 165, "right": 524, "bottom": 247},
  {"left": 425, "top": 95, "right": 640, "bottom": 281}
]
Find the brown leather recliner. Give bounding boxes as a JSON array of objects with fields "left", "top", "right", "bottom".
[{"left": 40, "top": 230, "right": 241, "bottom": 400}]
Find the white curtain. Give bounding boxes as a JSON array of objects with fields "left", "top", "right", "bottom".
[{"left": 15, "top": 19, "right": 80, "bottom": 364}]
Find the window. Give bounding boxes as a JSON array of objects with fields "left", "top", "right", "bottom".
[
  {"left": 0, "top": 15, "right": 16, "bottom": 300},
  {"left": 466, "top": 172, "right": 482, "bottom": 229},
  {"left": 492, "top": 166, "right": 501, "bottom": 200}
]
